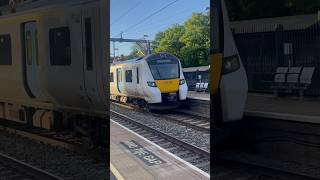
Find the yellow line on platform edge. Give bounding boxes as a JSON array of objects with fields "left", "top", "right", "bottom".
[{"left": 110, "top": 163, "right": 125, "bottom": 180}]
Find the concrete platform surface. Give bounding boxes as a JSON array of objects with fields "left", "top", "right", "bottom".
[
  {"left": 110, "top": 119, "right": 209, "bottom": 180},
  {"left": 245, "top": 93, "right": 320, "bottom": 123},
  {"left": 185, "top": 91, "right": 320, "bottom": 123},
  {"left": 187, "top": 91, "right": 210, "bottom": 101}
]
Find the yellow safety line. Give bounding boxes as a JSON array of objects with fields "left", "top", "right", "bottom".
[{"left": 110, "top": 163, "right": 125, "bottom": 180}]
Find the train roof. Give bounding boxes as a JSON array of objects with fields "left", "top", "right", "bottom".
[
  {"left": 111, "top": 57, "right": 145, "bottom": 66},
  {"left": 0, "top": 0, "right": 99, "bottom": 16},
  {"left": 111, "top": 53, "right": 180, "bottom": 66}
]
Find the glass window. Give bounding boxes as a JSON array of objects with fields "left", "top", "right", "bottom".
[
  {"left": 117, "top": 69, "right": 122, "bottom": 82},
  {"left": 136, "top": 67, "right": 139, "bottom": 84},
  {"left": 125, "top": 70, "right": 132, "bottom": 82},
  {"left": 110, "top": 72, "right": 114, "bottom": 82},
  {"left": 0, "top": 34, "right": 12, "bottom": 65},
  {"left": 149, "top": 60, "right": 180, "bottom": 80},
  {"left": 85, "top": 18, "right": 93, "bottom": 70},
  {"left": 25, "top": 31, "right": 32, "bottom": 65},
  {"left": 35, "top": 29, "right": 39, "bottom": 65},
  {"left": 49, "top": 27, "right": 71, "bottom": 65}
]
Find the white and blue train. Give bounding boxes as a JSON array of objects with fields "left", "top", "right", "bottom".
[{"left": 110, "top": 53, "right": 188, "bottom": 110}]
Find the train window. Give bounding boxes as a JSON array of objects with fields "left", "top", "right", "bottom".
[
  {"left": 110, "top": 72, "right": 114, "bottom": 82},
  {"left": 35, "top": 29, "right": 39, "bottom": 65},
  {"left": 49, "top": 27, "right": 71, "bottom": 66},
  {"left": 125, "top": 70, "right": 132, "bottom": 82},
  {"left": 136, "top": 67, "right": 139, "bottom": 84},
  {"left": 117, "top": 69, "right": 122, "bottom": 82},
  {"left": 85, "top": 18, "right": 93, "bottom": 71},
  {"left": 0, "top": 34, "right": 12, "bottom": 65},
  {"left": 25, "top": 31, "right": 33, "bottom": 65}
]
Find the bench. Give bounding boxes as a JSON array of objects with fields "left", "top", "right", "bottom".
[
  {"left": 195, "top": 82, "right": 209, "bottom": 92},
  {"left": 271, "top": 67, "right": 315, "bottom": 99}
]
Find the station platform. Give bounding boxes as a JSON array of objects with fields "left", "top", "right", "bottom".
[
  {"left": 186, "top": 91, "right": 320, "bottom": 123},
  {"left": 110, "top": 119, "right": 210, "bottom": 180},
  {"left": 187, "top": 91, "right": 210, "bottom": 101},
  {"left": 245, "top": 93, "right": 320, "bottom": 123}
]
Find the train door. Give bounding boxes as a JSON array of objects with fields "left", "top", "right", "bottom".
[
  {"left": 116, "top": 68, "right": 124, "bottom": 93},
  {"left": 23, "top": 21, "right": 42, "bottom": 98},
  {"left": 81, "top": 8, "right": 100, "bottom": 106}
]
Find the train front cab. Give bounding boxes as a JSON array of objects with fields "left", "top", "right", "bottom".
[
  {"left": 211, "top": 0, "right": 248, "bottom": 126},
  {"left": 145, "top": 54, "right": 188, "bottom": 110}
]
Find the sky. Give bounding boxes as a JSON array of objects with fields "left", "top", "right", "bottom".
[{"left": 110, "top": 0, "right": 209, "bottom": 56}]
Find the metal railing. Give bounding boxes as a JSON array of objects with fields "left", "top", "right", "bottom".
[{"left": 234, "top": 23, "right": 320, "bottom": 95}]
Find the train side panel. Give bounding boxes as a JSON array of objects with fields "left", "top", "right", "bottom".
[{"left": 0, "top": 0, "right": 108, "bottom": 116}]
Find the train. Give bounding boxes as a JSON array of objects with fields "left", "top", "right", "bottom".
[
  {"left": 210, "top": 0, "right": 248, "bottom": 124},
  {"left": 110, "top": 53, "right": 188, "bottom": 110},
  {"left": 0, "top": 0, "right": 108, "bottom": 145}
]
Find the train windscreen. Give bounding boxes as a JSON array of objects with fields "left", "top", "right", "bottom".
[{"left": 148, "top": 59, "right": 179, "bottom": 80}]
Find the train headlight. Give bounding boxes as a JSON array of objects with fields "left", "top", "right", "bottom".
[
  {"left": 147, "top": 81, "right": 157, "bottom": 87},
  {"left": 222, "top": 55, "right": 240, "bottom": 74},
  {"left": 179, "top": 79, "right": 186, "bottom": 85}
]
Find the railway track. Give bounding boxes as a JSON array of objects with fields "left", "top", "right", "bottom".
[
  {"left": 0, "top": 119, "right": 107, "bottom": 179},
  {"left": 153, "top": 110, "right": 210, "bottom": 133},
  {"left": 0, "top": 119, "right": 107, "bottom": 177},
  {"left": 110, "top": 110, "right": 210, "bottom": 173},
  {"left": 111, "top": 101, "right": 210, "bottom": 133},
  {"left": 0, "top": 153, "right": 63, "bottom": 180}
]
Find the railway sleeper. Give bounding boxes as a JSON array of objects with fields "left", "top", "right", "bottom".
[
  {"left": 158, "top": 142, "right": 172, "bottom": 148},
  {"left": 184, "top": 155, "right": 201, "bottom": 162},
  {"left": 166, "top": 146, "right": 180, "bottom": 152},
  {"left": 175, "top": 150, "right": 190, "bottom": 156},
  {"left": 196, "top": 161, "right": 210, "bottom": 169}
]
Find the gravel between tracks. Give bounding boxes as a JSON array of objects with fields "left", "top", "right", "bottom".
[
  {"left": 0, "top": 131, "right": 107, "bottom": 180},
  {"left": 111, "top": 104, "right": 210, "bottom": 151}
]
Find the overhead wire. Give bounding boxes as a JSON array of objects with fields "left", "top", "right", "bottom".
[
  {"left": 124, "top": 8, "right": 208, "bottom": 38},
  {"left": 112, "top": 0, "right": 180, "bottom": 38},
  {"left": 111, "top": 0, "right": 144, "bottom": 26},
  {"left": 124, "top": 5, "right": 196, "bottom": 34}
]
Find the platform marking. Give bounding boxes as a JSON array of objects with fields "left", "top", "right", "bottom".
[
  {"left": 111, "top": 119, "right": 210, "bottom": 179},
  {"left": 110, "top": 163, "right": 125, "bottom": 180},
  {"left": 121, "top": 140, "right": 166, "bottom": 166}
]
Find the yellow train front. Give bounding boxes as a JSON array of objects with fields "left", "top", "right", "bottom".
[{"left": 110, "top": 53, "right": 188, "bottom": 110}]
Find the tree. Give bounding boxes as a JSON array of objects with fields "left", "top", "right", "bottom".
[
  {"left": 151, "top": 32, "right": 165, "bottom": 50},
  {"left": 180, "top": 12, "right": 210, "bottom": 67},
  {"left": 127, "top": 43, "right": 147, "bottom": 59},
  {"left": 225, "top": 0, "right": 320, "bottom": 21},
  {"left": 153, "top": 11, "right": 210, "bottom": 68},
  {"left": 153, "top": 24, "right": 185, "bottom": 58}
]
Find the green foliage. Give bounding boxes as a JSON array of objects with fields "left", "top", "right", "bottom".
[
  {"left": 153, "top": 11, "right": 210, "bottom": 68},
  {"left": 225, "top": 0, "right": 320, "bottom": 21},
  {"left": 154, "top": 24, "right": 185, "bottom": 58},
  {"left": 126, "top": 51, "right": 140, "bottom": 60},
  {"left": 127, "top": 43, "right": 148, "bottom": 59}
]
